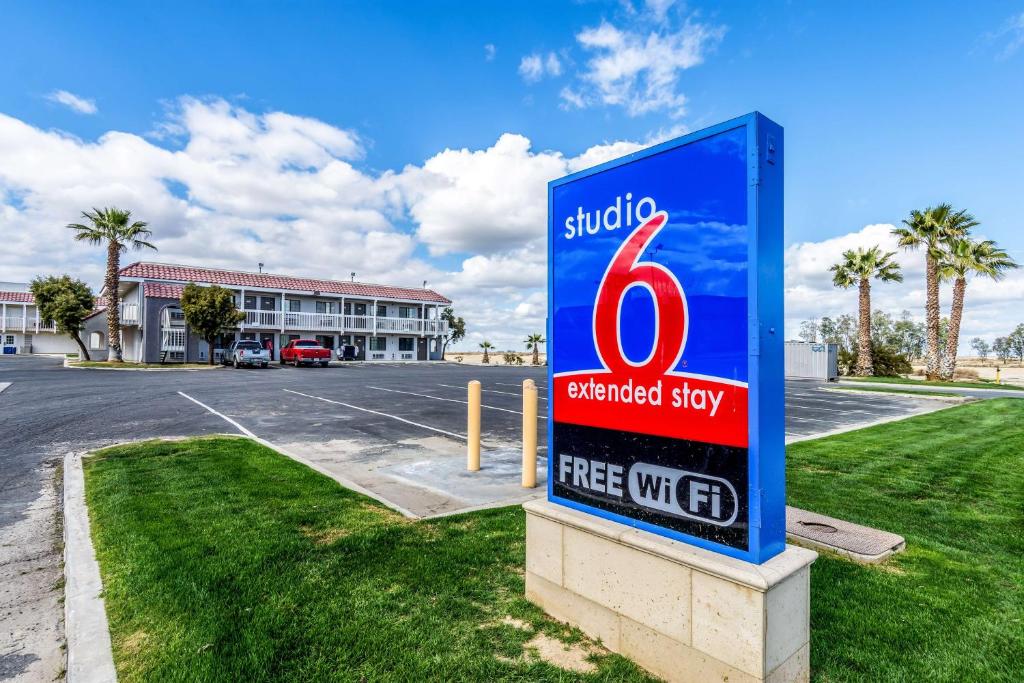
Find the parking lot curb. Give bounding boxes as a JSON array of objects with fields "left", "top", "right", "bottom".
[
  {"left": 62, "top": 357, "right": 223, "bottom": 371},
  {"left": 63, "top": 451, "right": 118, "bottom": 682}
]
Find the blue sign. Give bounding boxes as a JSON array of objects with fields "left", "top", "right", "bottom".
[{"left": 547, "top": 112, "right": 785, "bottom": 564}]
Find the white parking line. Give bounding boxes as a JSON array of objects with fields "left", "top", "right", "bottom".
[
  {"left": 0, "top": 382, "right": 10, "bottom": 394},
  {"left": 496, "top": 381, "right": 547, "bottom": 392},
  {"left": 284, "top": 388, "right": 469, "bottom": 438},
  {"left": 178, "top": 390, "right": 420, "bottom": 518},
  {"left": 436, "top": 383, "right": 548, "bottom": 400},
  {"left": 367, "top": 385, "right": 548, "bottom": 419},
  {"left": 178, "top": 391, "right": 258, "bottom": 438}
]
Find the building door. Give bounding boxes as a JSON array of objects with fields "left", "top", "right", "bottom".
[
  {"left": 259, "top": 333, "right": 276, "bottom": 360},
  {"left": 353, "top": 335, "right": 366, "bottom": 360},
  {"left": 417, "top": 337, "right": 428, "bottom": 361}
]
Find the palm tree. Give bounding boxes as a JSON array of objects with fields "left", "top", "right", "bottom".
[
  {"left": 938, "top": 238, "right": 1017, "bottom": 380},
  {"left": 830, "top": 246, "right": 903, "bottom": 376},
  {"left": 891, "top": 205, "right": 974, "bottom": 380},
  {"left": 479, "top": 340, "right": 493, "bottom": 364},
  {"left": 525, "top": 333, "right": 545, "bottom": 365},
  {"left": 68, "top": 208, "right": 155, "bottom": 361}
]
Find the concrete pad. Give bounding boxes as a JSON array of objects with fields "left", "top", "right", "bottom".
[
  {"left": 279, "top": 435, "right": 547, "bottom": 519},
  {"left": 786, "top": 506, "right": 905, "bottom": 563}
]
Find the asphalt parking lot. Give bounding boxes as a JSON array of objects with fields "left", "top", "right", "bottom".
[
  {"left": 2, "top": 355, "right": 954, "bottom": 524},
  {"left": 0, "top": 354, "right": 962, "bottom": 679}
]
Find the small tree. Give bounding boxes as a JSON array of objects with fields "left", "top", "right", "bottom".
[
  {"left": 440, "top": 307, "right": 466, "bottom": 359},
  {"left": 479, "top": 340, "right": 493, "bottom": 364},
  {"left": 1008, "top": 324, "right": 1024, "bottom": 362},
  {"left": 970, "top": 337, "right": 990, "bottom": 360},
  {"left": 179, "top": 283, "right": 244, "bottom": 365},
  {"left": 30, "top": 275, "right": 95, "bottom": 360},
  {"left": 993, "top": 337, "right": 1012, "bottom": 363},
  {"left": 798, "top": 319, "right": 819, "bottom": 343},
  {"left": 525, "top": 333, "right": 545, "bottom": 365}
]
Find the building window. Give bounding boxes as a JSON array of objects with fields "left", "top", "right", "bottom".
[
  {"left": 369, "top": 337, "right": 386, "bottom": 351},
  {"left": 315, "top": 301, "right": 340, "bottom": 314},
  {"left": 354, "top": 303, "right": 366, "bottom": 315},
  {"left": 399, "top": 306, "right": 413, "bottom": 319},
  {"left": 340, "top": 335, "right": 351, "bottom": 345},
  {"left": 376, "top": 304, "right": 387, "bottom": 317},
  {"left": 344, "top": 302, "right": 352, "bottom": 315},
  {"left": 288, "top": 299, "right": 301, "bottom": 312},
  {"left": 244, "top": 295, "right": 256, "bottom": 310},
  {"left": 89, "top": 332, "right": 104, "bottom": 349},
  {"left": 316, "top": 335, "right": 335, "bottom": 349},
  {"left": 4, "top": 335, "right": 14, "bottom": 346},
  {"left": 260, "top": 296, "right": 276, "bottom": 311},
  {"left": 398, "top": 337, "right": 415, "bottom": 352}
]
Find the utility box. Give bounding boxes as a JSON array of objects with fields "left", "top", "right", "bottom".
[{"left": 785, "top": 342, "right": 838, "bottom": 381}]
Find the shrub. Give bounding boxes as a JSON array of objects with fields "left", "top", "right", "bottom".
[
  {"left": 842, "top": 343, "right": 912, "bottom": 377},
  {"left": 503, "top": 352, "right": 523, "bottom": 366}
]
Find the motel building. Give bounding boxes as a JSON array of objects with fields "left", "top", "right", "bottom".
[
  {"left": 1, "top": 284, "right": 97, "bottom": 356},
  {"left": 2, "top": 264, "right": 452, "bottom": 363}
]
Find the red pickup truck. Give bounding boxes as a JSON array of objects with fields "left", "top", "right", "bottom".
[{"left": 280, "top": 339, "right": 332, "bottom": 367}]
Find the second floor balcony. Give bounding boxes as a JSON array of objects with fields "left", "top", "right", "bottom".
[{"left": 239, "top": 310, "right": 449, "bottom": 335}]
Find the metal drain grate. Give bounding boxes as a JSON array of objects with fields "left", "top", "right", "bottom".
[{"left": 786, "top": 506, "right": 905, "bottom": 563}]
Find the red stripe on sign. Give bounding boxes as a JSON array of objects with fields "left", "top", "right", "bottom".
[{"left": 553, "top": 372, "right": 748, "bottom": 448}]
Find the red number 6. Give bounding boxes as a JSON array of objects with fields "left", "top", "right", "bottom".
[{"left": 593, "top": 211, "right": 687, "bottom": 376}]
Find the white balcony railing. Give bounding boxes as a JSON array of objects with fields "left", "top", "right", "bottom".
[
  {"left": 236, "top": 310, "right": 449, "bottom": 335},
  {"left": 243, "top": 310, "right": 283, "bottom": 328},
  {"left": 119, "top": 302, "right": 140, "bottom": 325},
  {"left": 1, "top": 316, "right": 56, "bottom": 332},
  {"left": 161, "top": 329, "right": 186, "bottom": 351}
]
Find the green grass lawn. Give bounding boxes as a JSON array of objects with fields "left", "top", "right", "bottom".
[
  {"left": 84, "top": 401, "right": 1024, "bottom": 681},
  {"left": 70, "top": 360, "right": 219, "bottom": 369},
  {"left": 843, "top": 375, "right": 1023, "bottom": 391},
  {"left": 830, "top": 385, "right": 962, "bottom": 398}
]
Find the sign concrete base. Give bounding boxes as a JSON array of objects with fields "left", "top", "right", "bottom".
[{"left": 524, "top": 500, "right": 817, "bottom": 682}]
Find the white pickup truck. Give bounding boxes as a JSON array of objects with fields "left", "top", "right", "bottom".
[{"left": 223, "top": 340, "right": 270, "bottom": 368}]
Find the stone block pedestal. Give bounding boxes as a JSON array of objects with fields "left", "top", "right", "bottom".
[{"left": 524, "top": 499, "right": 817, "bottom": 682}]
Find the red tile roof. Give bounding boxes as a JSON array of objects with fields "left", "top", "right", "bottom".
[
  {"left": 0, "top": 291, "right": 34, "bottom": 304},
  {"left": 143, "top": 283, "right": 186, "bottom": 299},
  {"left": 120, "top": 262, "right": 451, "bottom": 304}
]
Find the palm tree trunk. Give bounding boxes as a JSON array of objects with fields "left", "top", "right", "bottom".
[
  {"left": 924, "top": 255, "right": 940, "bottom": 380},
  {"left": 105, "top": 241, "right": 122, "bottom": 362},
  {"left": 941, "top": 277, "right": 966, "bottom": 381},
  {"left": 856, "top": 278, "right": 873, "bottom": 376},
  {"left": 533, "top": 346, "right": 539, "bottom": 365}
]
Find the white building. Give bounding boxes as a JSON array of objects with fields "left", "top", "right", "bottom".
[
  {"left": 0, "top": 288, "right": 95, "bottom": 356},
  {"left": 93, "top": 262, "right": 452, "bottom": 363}
]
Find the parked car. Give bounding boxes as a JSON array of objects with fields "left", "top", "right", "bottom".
[
  {"left": 281, "top": 339, "right": 331, "bottom": 367},
  {"left": 337, "top": 344, "right": 358, "bottom": 361},
  {"left": 223, "top": 340, "right": 270, "bottom": 368}
]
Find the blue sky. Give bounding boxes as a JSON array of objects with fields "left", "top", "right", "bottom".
[{"left": 1, "top": 1, "right": 1023, "bottom": 349}]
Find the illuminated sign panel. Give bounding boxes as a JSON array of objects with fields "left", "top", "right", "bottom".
[{"left": 547, "top": 113, "right": 785, "bottom": 564}]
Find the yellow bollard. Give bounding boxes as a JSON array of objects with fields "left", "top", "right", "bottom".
[
  {"left": 467, "top": 380, "right": 481, "bottom": 471},
  {"left": 522, "top": 379, "right": 538, "bottom": 488},
  {"left": 996, "top": 366, "right": 1001, "bottom": 385}
]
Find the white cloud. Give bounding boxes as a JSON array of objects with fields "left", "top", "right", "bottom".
[
  {"left": 518, "top": 52, "right": 563, "bottom": 83},
  {"left": 484, "top": 43, "right": 497, "bottom": 61},
  {"left": 992, "top": 12, "right": 1024, "bottom": 59},
  {"left": 570, "top": 18, "right": 724, "bottom": 118},
  {"left": 0, "top": 99, "right": 652, "bottom": 351},
  {"left": 46, "top": 90, "right": 98, "bottom": 115}
]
